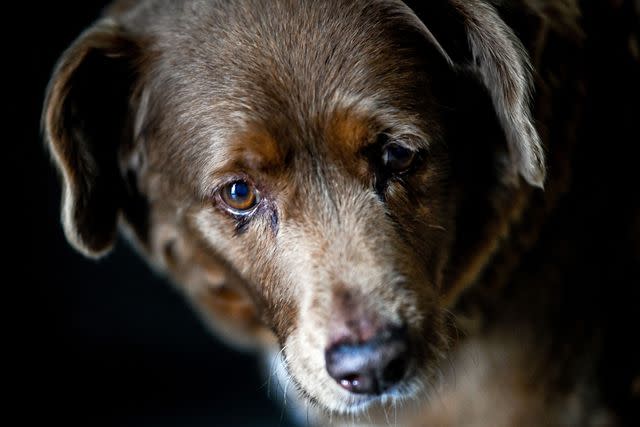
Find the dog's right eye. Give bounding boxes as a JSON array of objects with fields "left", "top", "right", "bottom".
[
  {"left": 220, "top": 180, "right": 260, "bottom": 214},
  {"left": 382, "top": 143, "right": 416, "bottom": 173}
]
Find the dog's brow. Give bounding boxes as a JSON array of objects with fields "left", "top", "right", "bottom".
[
  {"left": 326, "top": 110, "right": 375, "bottom": 153},
  {"left": 383, "top": 126, "right": 432, "bottom": 150},
  {"left": 328, "top": 93, "right": 435, "bottom": 150},
  {"left": 325, "top": 108, "right": 432, "bottom": 154},
  {"left": 227, "top": 127, "right": 286, "bottom": 172}
]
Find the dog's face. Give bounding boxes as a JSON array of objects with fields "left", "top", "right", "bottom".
[{"left": 43, "top": 0, "right": 544, "bottom": 416}]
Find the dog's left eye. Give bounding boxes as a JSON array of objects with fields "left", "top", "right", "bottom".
[
  {"left": 220, "top": 180, "right": 260, "bottom": 213},
  {"left": 382, "top": 143, "right": 416, "bottom": 173}
]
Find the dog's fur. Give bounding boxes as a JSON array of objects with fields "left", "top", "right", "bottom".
[{"left": 42, "top": 0, "right": 639, "bottom": 425}]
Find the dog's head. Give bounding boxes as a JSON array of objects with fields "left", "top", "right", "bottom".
[{"left": 43, "top": 0, "right": 543, "bottom": 415}]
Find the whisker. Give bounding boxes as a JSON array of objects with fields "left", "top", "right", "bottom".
[
  {"left": 268, "top": 344, "right": 289, "bottom": 399},
  {"left": 426, "top": 224, "right": 447, "bottom": 232}
]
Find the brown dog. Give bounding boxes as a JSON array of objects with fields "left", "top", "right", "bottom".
[{"left": 43, "top": 0, "right": 639, "bottom": 425}]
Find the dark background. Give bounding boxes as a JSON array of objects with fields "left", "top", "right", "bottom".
[
  {"left": 16, "top": 3, "right": 294, "bottom": 426},
  {"left": 12, "top": 1, "right": 639, "bottom": 426}
]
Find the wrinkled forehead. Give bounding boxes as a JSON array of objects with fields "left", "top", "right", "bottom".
[{"left": 141, "top": 0, "right": 443, "bottom": 194}]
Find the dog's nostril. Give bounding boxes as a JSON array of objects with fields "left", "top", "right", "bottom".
[
  {"left": 338, "top": 374, "right": 366, "bottom": 393},
  {"left": 325, "top": 326, "right": 410, "bottom": 395},
  {"left": 382, "top": 354, "right": 408, "bottom": 386}
]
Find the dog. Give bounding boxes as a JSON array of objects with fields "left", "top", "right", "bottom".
[{"left": 42, "top": 0, "right": 639, "bottom": 425}]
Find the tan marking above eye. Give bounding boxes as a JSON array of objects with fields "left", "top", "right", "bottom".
[
  {"left": 230, "top": 127, "right": 285, "bottom": 171},
  {"left": 323, "top": 109, "right": 378, "bottom": 160}
]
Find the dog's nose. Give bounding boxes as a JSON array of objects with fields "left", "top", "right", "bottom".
[{"left": 324, "top": 326, "right": 410, "bottom": 395}]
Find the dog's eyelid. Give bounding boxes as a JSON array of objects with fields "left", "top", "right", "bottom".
[
  {"left": 227, "top": 205, "right": 260, "bottom": 218},
  {"left": 381, "top": 140, "right": 418, "bottom": 154},
  {"left": 208, "top": 173, "right": 257, "bottom": 197},
  {"left": 385, "top": 133, "right": 429, "bottom": 152},
  {"left": 374, "top": 120, "right": 430, "bottom": 145}
]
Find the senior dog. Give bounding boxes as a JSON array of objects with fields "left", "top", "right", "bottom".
[{"left": 43, "top": 0, "right": 639, "bottom": 425}]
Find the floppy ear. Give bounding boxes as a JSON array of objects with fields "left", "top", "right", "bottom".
[
  {"left": 43, "top": 19, "right": 143, "bottom": 257},
  {"left": 409, "top": 0, "right": 546, "bottom": 187}
]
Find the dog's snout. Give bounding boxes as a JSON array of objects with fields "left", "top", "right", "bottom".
[{"left": 325, "top": 326, "right": 410, "bottom": 395}]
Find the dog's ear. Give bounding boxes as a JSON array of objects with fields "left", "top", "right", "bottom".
[
  {"left": 43, "top": 19, "right": 143, "bottom": 257},
  {"left": 408, "top": 0, "right": 545, "bottom": 187}
]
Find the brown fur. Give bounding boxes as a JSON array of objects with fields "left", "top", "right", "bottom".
[{"left": 42, "top": 0, "right": 639, "bottom": 425}]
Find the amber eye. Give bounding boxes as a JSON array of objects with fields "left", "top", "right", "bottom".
[
  {"left": 220, "top": 180, "right": 259, "bottom": 213},
  {"left": 382, "top": 143, "right": 416, "bottom": 173}
]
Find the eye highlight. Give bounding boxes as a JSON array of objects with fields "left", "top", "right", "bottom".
[
  {"left": 220, "top": 180, "right": 259, "bottom": 213},
  {"left": 382, "top": 143, "right": 416, "bottom": 173}
]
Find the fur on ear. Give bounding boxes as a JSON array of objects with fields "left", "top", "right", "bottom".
[
  {"left": 42, "top": 19, "right": 143, "bottom": 257},
  {"left": 406, "top": 0, "right": 546, "bottom": 187}
]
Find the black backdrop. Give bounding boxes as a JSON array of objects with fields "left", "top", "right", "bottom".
[
  {"left": 12, "top": 1, "right": 640, "bottom": 426},
  {"left": 16, "top": 3, "right": 293, "bottom": 426}
]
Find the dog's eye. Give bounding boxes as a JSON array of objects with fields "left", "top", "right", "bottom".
[
  {"left": 220, "top": 180, "right": 259, "bottom": 213},
  {"left": 382, "top": 144, "right": 416, "bottom": 173}
]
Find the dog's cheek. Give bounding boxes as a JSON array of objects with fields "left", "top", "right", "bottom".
[
  {"left": 135, "top": 205, "right": 279, "bottom": 348},
  {"left": 186, "top": 206, "right": 299, "bottom": 341},
  {"left": 385, "top": 160, "right": 457, "bottom": 290}
]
